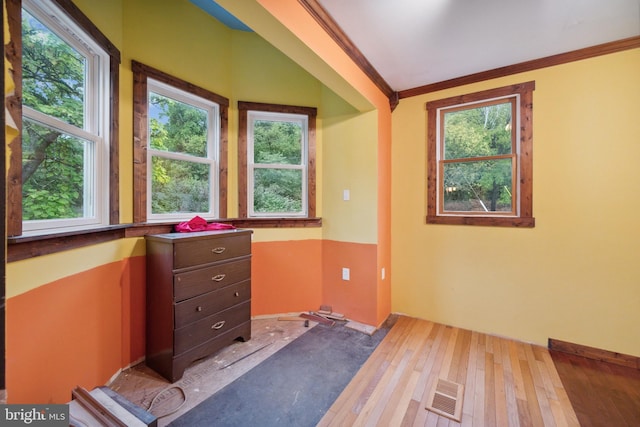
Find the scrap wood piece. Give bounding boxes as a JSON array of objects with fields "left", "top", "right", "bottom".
[
  {"left": 345, "top": 320, "right": 377, "bottom": 336},
  {"left": 90, "top": 388, "right": 149, "bottom": 427},
  {"left": 72, "top": 386, "right": 128, "bottom": 427},
  {"left": 277, "top": 316, "right": 307, "bottom": 321},
  {"left": 319, "top": 311, "right": 346, "bottom": 321},
  {"left": 312, "top": 311, "right": 346, "bottom": 321},
  {"left": 300, "top": 312, "right": 335, "bottom": 327}
]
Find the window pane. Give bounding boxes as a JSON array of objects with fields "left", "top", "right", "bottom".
[
  {"left": 444, "top": 102, "right": 512, "bottom": 160},
  {"left": 149, "top": 92, "right": 208, "bottom": 157},
  {"left": 253, "top": 120, "right": 302, "bottom": 164},
  {"left": 22, "top": 9, "right": 86, "bottom": 128},
  {"left": 22, "top": 119, "right": 88, "bottom": 220},
  {"left": 253, "top": 168, "right": 302, "bottom": 213},
  {"left": 151, "top": 157, "right": 210, "bottom": 214},
  {"left": 443, "top": 159, "right": 512, "bottom": 212}
]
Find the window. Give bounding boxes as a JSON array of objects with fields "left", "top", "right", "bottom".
[
  {"left": 132, "top": 61, "right": 229, "bottom": 222},
  {"left": 14, "top": 0, "right": 119, "bottom": 236},
  {"left": 238, "top": 102, "right": 316, "bottom": 219},
  {"left": 426, "top": 82, "right": 535, "bottom": 227}
]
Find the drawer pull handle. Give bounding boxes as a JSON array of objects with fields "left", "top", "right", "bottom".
[
  {"left": 234, "top": 291, "right": 240, "bottom": 297},
  {"left": 196, "top": 306, "right": 203, "bottom": 312},
  {"left": 211, "top": 247, "right": 226, "bottom": 254},
  {"left": 212, "top": 274, "right": 226, "bottom": 282},
  {"left": 211, "top": 320, "right": 226, "bottom": 330}
]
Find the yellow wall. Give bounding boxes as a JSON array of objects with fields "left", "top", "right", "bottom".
[
  {"left": 321, "top": 88, "right": 378, "bottom": 244},
  {"left": 392, "top": 48, "right": 640, "bottom": 357}
]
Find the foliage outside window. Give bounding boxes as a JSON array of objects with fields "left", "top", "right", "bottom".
[
  {"left": 148, "top": 81, "right": 219, "bottom": 220},
  {"left": 132, "top": 61, "right": 229, "bottom": 223},
  {"left": 238, "top": 102, "right": 317, "bottom": 219},
  {"left": 426, "top": 82, "right": 535, "bottom": 227},
  {"left": 20, "top": 0, "right": 113, "bottom": 235}
]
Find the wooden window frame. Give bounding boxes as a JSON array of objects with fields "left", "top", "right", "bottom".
[
  {"left": 237, "top": 101, "right": 317, "bottom": 221},
  {"left": 131, "top": 61, "right": 229, "bottom": 223},
  {"left": 426, "top": 81, "right": 535, "bottom": 227},
  {"left": 6, "top": 0, "right": 120, "bottom": 238}
]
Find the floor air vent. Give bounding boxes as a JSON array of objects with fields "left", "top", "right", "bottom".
[{"left": 425, "top": 378, "right": 464, "bottom": 422}]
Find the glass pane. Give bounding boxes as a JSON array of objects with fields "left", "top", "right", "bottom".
[
  {"left": 149, "top": 92, "right": 208, "bottom": 157},
  {"left": 151, "top": 157, "right": 210, "bottom": 214},
  {"left": 253, "top": 120, "right": 302, "bottom": 165},
  {"left": 443, "top": 159, "right": 513, "bottom": 212},
  {"left": 444, "top": 102, "right": 512, "bottom": 160},
  {"left": 253, "top": 168, "right": 302, "bottom": 213},
  {"left": 22, "top": 9, "right": 86, "bottom": 128},
  {"left": 22, "top": 119, "right": 88, "bottom": 220}
]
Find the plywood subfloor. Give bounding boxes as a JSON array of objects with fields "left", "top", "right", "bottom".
[{"left": 109, "top": 316, "right": 313, "bottom": 426}]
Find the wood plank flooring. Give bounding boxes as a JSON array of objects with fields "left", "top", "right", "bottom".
[
  {"left": 318, "top": 315, "right": 580, "bottom": 426},
  {"left": 550, "top": 350, "right": 640, "bottom": 427}
]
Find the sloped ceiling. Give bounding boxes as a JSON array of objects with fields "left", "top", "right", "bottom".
[{"left": 195, "top": 0, "right": 640, "bottom": 93}]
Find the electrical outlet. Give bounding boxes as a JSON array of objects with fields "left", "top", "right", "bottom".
[
  {"left": 343, "top": 189, "right": 350, "bottom": 201},
  {"left": 342, "top": 267, "right": 350, "bottom": 281}
]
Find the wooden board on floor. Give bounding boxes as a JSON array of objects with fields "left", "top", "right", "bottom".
[{"left": 277, "top": 316, "right": 306, "bottom": 321}]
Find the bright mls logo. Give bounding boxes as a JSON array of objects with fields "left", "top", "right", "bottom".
[{"left": 0, "top": 405, "right": 68, "bottom": 426}]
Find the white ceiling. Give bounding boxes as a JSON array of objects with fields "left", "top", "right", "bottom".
[{"left": 316, "top": 0, "right": 640, "bottom": 91}]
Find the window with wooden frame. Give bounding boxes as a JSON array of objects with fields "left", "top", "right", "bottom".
[
  {"left": 132, "top": 61, "right": 229, "bottom": 223},
  {"left": 238, "top": 102, "right": 316, "bottom": 220},
  {"left": 426, "top": 81, "right": 535, "bottom": 227},
  {"left": 7, "top": 0, "right": 120, "bottom": 237}
]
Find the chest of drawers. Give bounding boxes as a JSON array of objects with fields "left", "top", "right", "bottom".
[{"left": 145, "top": 229, "right": 252, "bottom": 382}]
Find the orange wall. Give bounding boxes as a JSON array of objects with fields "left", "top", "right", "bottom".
[
  {"left": 252, "top": 239, "right": 379, "bottom": 326},
  {"left": 6, "top": 256, "right": 146, "bottom": 403},
  {"left": 251, "top": 240, "right": 323, "bottom": 316},
  {"left": 322, "top": 240, "right": 378, "bottom": 326}
]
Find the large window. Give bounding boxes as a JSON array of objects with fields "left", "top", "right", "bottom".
[
  {"left": 15, "top": 0, "right": 119, "bottom": 235},
  {"left": 426, "top": 82, "right": 535, "bottom": 227},
  {"left": 132, "top": 61, "right": 229, "bottom": 222},
  {"left": 238, "top": 102, "right": 316, "bottom": 219}
]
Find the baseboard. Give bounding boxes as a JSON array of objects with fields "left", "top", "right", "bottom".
[{"left": 548, "top": 338, "right": 640, "bottom": 370}]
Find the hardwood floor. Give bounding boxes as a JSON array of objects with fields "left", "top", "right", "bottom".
[
  {"left": 550, "top": 350, "right": 640, "bottom": 427},
  {"left": 319, "top": 315, "right": 580, "bottom": 426}
]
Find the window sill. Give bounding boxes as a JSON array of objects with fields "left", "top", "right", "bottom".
[
  {"left": 8, "top": 218, "right": 323, "bottom": 262},
  {"left": 231, "top": 217, "right": 322, "bottom": 228},
  {"left": 8, "top": 225, "right": 131, "bottom": 263},
  {"left": 426, "top": 215, "right": 535, "bottom": 228}
]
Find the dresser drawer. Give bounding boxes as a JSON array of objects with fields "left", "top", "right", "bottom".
[
  {"left": 174, "top": 301, "right": 251, "bottom": 355},
  {"left": 174, "top": 280, "right": 251, "bottom": 328},
  {"left": 173, "top": 233, "right": 251, "bottom": 269},
  {"left": 174, "top": 257, "right": 250, "bottom": 302}
]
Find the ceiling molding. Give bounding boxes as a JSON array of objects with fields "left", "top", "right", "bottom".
[
  {"left": 399, "top": 35, "right": 640, "bottom": 99},
  {"left": 298, "top": 0, "right": 398, "bottom": 110}
]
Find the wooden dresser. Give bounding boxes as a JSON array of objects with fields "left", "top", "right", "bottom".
[{"left": 145, "top": 229, "right": 252, "bottom": 382}]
